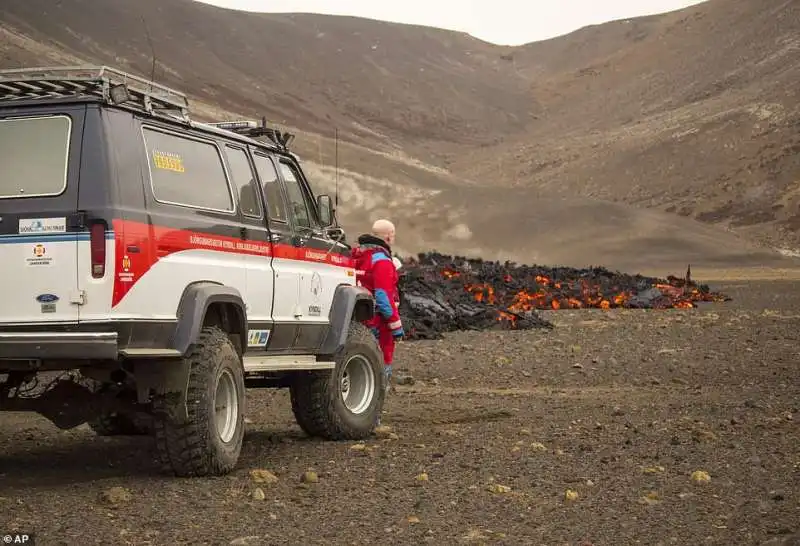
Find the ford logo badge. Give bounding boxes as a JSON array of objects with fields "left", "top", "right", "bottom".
[{"left": 35, "top": 294, "right": 60, "bottom": 303}]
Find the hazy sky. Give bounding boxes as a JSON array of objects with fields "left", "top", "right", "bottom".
[{"left": 195, "top": 0, "right": 707, "bottom": 45}]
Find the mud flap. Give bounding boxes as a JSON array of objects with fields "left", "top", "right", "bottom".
[{"left": 132, "top": 359, "right": 191, "bottom": 424}]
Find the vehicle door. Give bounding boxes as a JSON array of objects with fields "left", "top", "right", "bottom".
[
  {"left": 0, "top": 105, "right": 86, "bottom": 324},
  {"left": 250, "top": 151, "right": 300, "bottom": 339},
  {"left": 223, "top": 144, "right": 274, "bottom": 354},
  {"left": 274, "top": 158, "right": 352, "bottom": 332}
]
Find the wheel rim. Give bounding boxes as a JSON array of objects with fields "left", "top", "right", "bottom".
[
  {"left": 340, "top": 355, "right": 376, "bottom": 415},
  {"left": 214, "top": 369, "right": 239, "bottom": 443}
]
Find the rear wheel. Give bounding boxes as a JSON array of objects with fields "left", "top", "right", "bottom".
[
  {"left": 152, "top": 327, "right": 245, "bottom": 477},
  {"left": 290, "top": 322, "right": 385, "bottom": 440}
]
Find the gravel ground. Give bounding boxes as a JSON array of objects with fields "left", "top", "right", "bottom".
[{"left": 1, "top": 281, "right": 799, "bottom": 546}]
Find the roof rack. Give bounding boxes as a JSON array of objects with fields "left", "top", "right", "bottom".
[
  {"left": 208, "top": 116, "right": 296, "bottom": 151},
  {"left": 0, "top": 65, "right": 189, "bottom": 120},
  {"left": 0, "top": 66, "right": 296, "bottom": 151}
]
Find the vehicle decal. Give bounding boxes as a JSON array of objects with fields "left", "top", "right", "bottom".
[
  {"left": 310, "top": 271, "right": 323, "bottom": 301},
  {"left": 26, "top": 243, "right": 53, "bottom": 267},
  {"left": 247, "top": 329, "right": 271, "bottom": 347},
  {"left": 111, "top": 219, "right": 354, "bottom": 307},
  {"left": 18, "top": 217, "right": 67, "bottom": 234},
  {"left": 152, "top": 150, "right": 186, "bottom": 173}
]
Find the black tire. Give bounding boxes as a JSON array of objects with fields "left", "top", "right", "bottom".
[
  {"left": 88, "top": 411, "right": 149, "bottom": 436},
  {"left": 290, "top": 321, "right": 385, "bottom": 440},
  {"left": 152, "top": 326, "right": 246, "bottom": 477}
]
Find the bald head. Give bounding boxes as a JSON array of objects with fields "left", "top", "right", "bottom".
[{"left": 371, "top": 219, "right": 396, "bottom": 246}]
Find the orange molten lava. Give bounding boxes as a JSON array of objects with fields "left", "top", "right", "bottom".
[{"left": 439, "top": 269, "right": 726, "bottom": 325}]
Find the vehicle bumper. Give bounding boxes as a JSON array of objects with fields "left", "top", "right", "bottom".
[{"left": 0, "top": 332, "right": 118, "bottom": 360}]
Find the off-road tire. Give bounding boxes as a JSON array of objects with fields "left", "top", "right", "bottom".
[
  {"left": 88, "top": 411, "right": 149, "bottom": 436},
  {"left": 290, "top": 321, "right": 385, "bottom": 440},
  {"left": 152, "top": 327, "right": 246, "bottom": 477}
]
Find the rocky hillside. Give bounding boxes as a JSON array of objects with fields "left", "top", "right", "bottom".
[
  {"left": 455, "top": 0, "right": 800, "bottom": 250},
  {"left": 0, "top": 0, "right": 535, "bottom": 153},
  {"left": 1, "top": 0, "right": 799, "bottom": 268}
]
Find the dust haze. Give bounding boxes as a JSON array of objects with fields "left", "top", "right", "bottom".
[{"left": 302, "top": 158, "right": 798, "bottom": 277}]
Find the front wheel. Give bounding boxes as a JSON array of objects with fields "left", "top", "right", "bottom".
[
  {"left": 290, "top": 322, "right": 385, "bottom": 440},
  {"left": 152, "top": 326, "right": 246, "bottom": 477}
]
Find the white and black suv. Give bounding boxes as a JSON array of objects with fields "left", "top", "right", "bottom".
[{"left": 0, "top": 66, "right": 385, "bottom": 477}]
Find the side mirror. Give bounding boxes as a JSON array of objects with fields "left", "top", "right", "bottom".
[
  {"left": 326, "top": 226, "right": 345, "bottom": 242},
  {"left": 317, "top": 194, "right": 333, "bottom": 227}
]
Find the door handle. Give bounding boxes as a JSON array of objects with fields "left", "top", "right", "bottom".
[
  {"left": 239, "top": 227, "right": 247, "bottom": 239},
  {"left": 269, "top": 233, "right": 282, "bottom": 243}
]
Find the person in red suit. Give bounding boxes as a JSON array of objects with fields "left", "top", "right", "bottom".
[{"left": 352, "top": 219, "right": 404, "bottom": 391}]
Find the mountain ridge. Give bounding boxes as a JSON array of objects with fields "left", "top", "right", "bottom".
[{"left": 1, "top": 0, "right": 799, "bottom": 272}]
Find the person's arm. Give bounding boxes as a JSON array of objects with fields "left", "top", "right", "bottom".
[{"left": 372, "top": 254, "right": 403, "bottom": 337}]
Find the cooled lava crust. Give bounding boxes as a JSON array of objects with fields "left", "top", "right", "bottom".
[{"left": 398, "top": 253, "right": 730, "bottom": 340}]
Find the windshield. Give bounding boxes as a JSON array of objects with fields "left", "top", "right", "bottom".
[{"left": 0, "top": 115, "right": 71, "bottom": 199}]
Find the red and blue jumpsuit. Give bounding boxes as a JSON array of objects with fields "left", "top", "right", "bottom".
[{"left": 352, "top": 235, "right": 403, "bottom": 383}]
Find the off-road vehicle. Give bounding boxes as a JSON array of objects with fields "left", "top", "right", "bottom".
[{"left": 0, "top": 66, "right": 383, "bottom": 477}]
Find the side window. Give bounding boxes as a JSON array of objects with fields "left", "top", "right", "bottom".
[
  {"left": 225, "top": 145, "right": 262, "bottom": 218},
  {"left": 142, "top": 127, "right": 233, "bottom": 212},
  {"left": 278, "top": 161, "right": 319, "bottom": 230},
  {"left": 252, "top": 153, "right": 288, "bottom": 224}
]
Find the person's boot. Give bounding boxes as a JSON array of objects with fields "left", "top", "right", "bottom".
[
  {"left": 375, "top": 364, "right": 393, "bottom": 428},
  {"left": 384, "top": 364, "right": 393, "bottom": 393}
]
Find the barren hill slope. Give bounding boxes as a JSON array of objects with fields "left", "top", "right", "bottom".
[
  {"left": 457, "top": 0, "right": 800, "bottom": 249},
  {"left": 0, "top": 0, "right": 535, "bottom": 155},
  {"left": 1, "top": 0, "right": 799, "bottom": 274}
]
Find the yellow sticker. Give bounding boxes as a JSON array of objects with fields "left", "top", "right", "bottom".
[{"left": 152, "top": 150, "right": 185, "bottom": 173}]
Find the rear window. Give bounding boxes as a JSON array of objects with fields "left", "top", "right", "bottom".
[
  {"left": 142, "top": 127, "right": 234, "bottom": 212},
  {"left": 0, "top": 115, "right": 71, "bottom": 199}
]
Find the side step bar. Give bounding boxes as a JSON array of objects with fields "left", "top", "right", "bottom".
[
  {"left": 117, "top": 352, "right": 336, "bottom": 371},
  {"left": 243, "top": 355, "right": 335, "bottom": 372}
]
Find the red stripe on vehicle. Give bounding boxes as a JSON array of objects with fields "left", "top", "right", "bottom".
[{"left": 112, "top": 219, "right": 354, "bottom": 307}]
